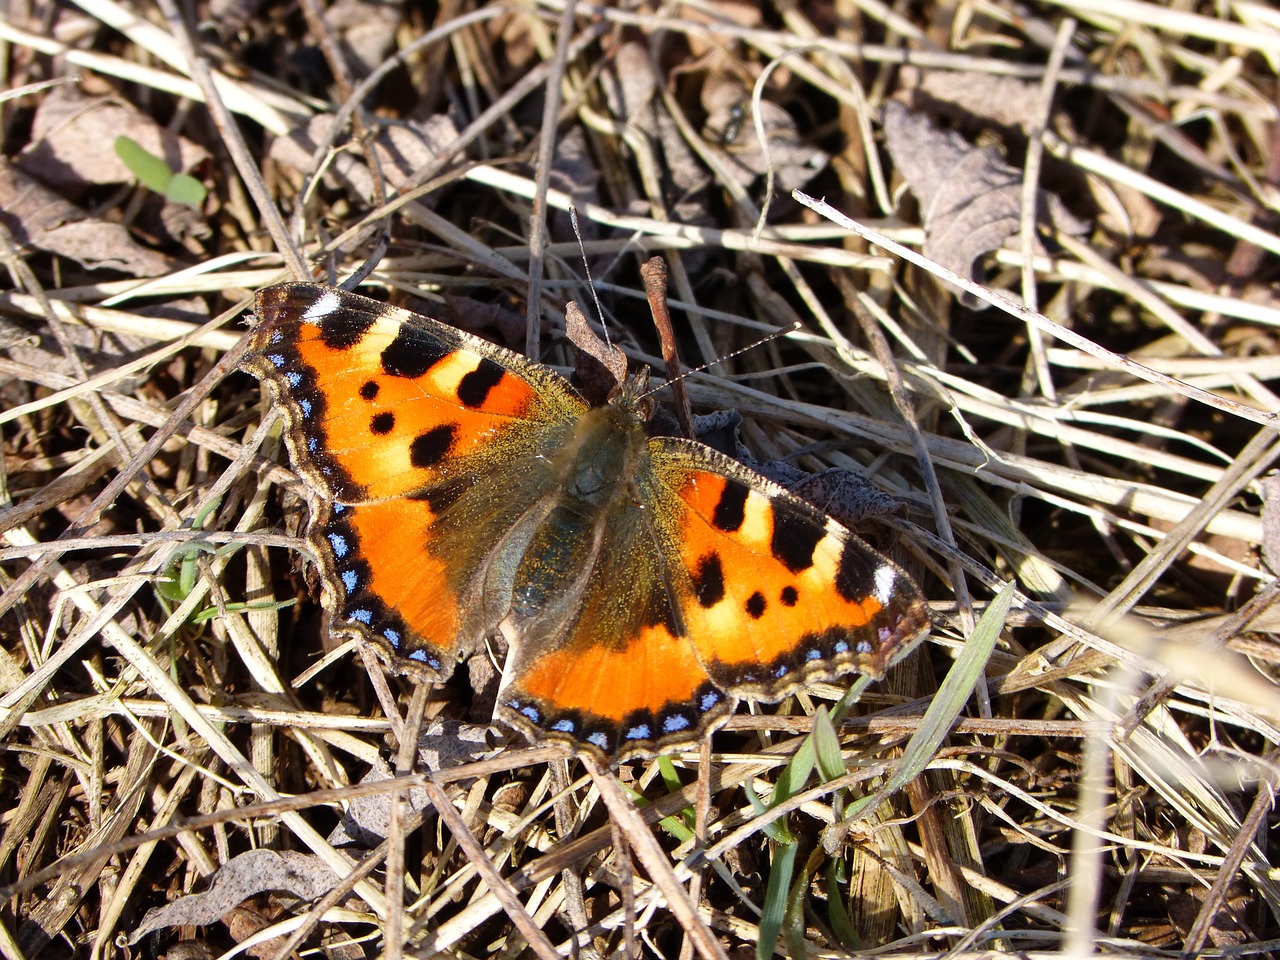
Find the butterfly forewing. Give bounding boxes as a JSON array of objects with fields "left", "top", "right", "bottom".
[{"left": 249, "top": 283, "right": 585, "bottom": 504}]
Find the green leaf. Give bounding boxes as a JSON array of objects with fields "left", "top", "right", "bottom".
[
  {"left": 840, "top": 580, "right": 1013, "bottom": 824},
  {"left": 757, "top": 839, "right": 798, "bottom": 960},
  {"left": 746, "top": 781, "right": 794, "bottom": 844},
  {"left": 770, "top": 735, "right": 814, "bottom": 809},
  {"left": 165, "top": 172, "right": 207, "bottom": 206},
  {"left": 824, "top": 857, "right": 861, "bottom": 950},
  {"left": 115, "top": 136, "right": 205, "bottom": 207},
  {"left": 811, "top": 706, "right": 845, "bottom": 782},
  {"left": 115, "top": 135, "right": 174, "bottom": 194}
]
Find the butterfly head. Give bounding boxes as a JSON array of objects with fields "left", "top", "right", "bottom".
[{"left": 607, "top": 369, "right": 656, "bottom": 421}]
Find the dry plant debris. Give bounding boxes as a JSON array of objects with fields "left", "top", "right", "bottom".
[{"left": 1, "top": 2, "right": 1278, "bottom": 959}]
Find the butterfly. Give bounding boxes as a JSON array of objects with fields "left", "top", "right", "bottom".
[{"left": 247, "top": 282, "right": 930, "bottom": 760}]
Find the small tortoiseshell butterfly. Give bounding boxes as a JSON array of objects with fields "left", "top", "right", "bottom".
[{"left": 248, "top": 282, "right": 930, "bottom": 760}]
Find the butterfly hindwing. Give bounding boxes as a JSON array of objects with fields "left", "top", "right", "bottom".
[{"left": 652, "top": 440, "right": 930, "bottom": 698}]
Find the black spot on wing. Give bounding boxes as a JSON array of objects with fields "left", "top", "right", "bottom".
[
  {"left": 410, "top": 424, "right": 457, "bottom": 469},
  {"left": 711, "top": 482, "right": 748, "bottom": 532},
  {"left": 834, "top": 538, "right": 874, "bottom": 603},
  {"left": 457, "top": 359, "right": 506, "bottom": 408},
  {"left": 381, "top": 325, "right": 451, "bottom": 378},
  {"left": 780, "top": 585, "right": 798, "bottom": 606},
  {"left": 745, "top": 591, "right": 766, "bottom": 619},
  {"left": 692, "top": 553, "right": 726, "bottom": 608},
  {"left": 359, "top": 380, "right": 380, "bottom": 400},
  {"left": 415, "top": 474, "right": 471, "bottom": 515},
  {"left": 641, "top": 585, "right": 683, "bottom": 637},
  {"left": 318, "top": 312, "right": 375, "bottom": 350},
  {"left": 370, "top": 412, "right": 395, "bottom": 435},
  {"left": 770, "top": 507, "right": 824, "bottom": 573}
]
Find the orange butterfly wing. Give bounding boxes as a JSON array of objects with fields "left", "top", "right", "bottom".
[
  {"left": 248, "top": 283, "right": 586, "bottom": 675},
  {"left": 497, "top": 433, "right": 930, "bottom": 759}
]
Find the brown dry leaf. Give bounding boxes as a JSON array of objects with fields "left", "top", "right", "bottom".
[
  {"left": 549, "top": 126, "right": 604, "bottom": 244},
  {"left": 601, "top": 42, "right": 708, "bottom": 209},
  {"left": 601, "top": 40, "right": 657, "bottom": 127},
  {"left": 898, "top": 65, "right": 1075, "bottom": 139},
  {"left": 442, "top": 294, "right": 527, "bottom": 348},
  {"left": 0, "top": 159, "right": 171, "bottom": 275},
  {"left": 19, "top": 86, "right": 210, "bottom": 192},
  {"left": 566, "top": 300, "right": 628, "bottom": 406},
  {"left": 129, "top": 850, "right": 340, "bottom": 942},
  {"left": 330, "top": 721, "right": 497, "bottom": 846},
  {"left": 702, "top": 77, "right": 829, "bottom": 193},
  {"left": 324, "top": 0, "right": 402, "bottom": 75},
  {"left": 787, "top": 469, "right": 909, "bottom": 527},
  {"left": 882, "top": 101, "right": 1088, "bottom": 301},
  {"left": 267, "top": 113, "right": 460, "bottom": 200}
]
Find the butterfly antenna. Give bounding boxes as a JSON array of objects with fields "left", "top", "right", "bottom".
[
  {"left": 570, "top": 206, "right": 613, "bottom": 351},
  {"left": 637, "top": 320, "right": 803, "bottom": 406}
]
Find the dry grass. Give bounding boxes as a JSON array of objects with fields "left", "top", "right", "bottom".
[{"left": 1, "top": 2, "right": 1278, "bottom": 958}]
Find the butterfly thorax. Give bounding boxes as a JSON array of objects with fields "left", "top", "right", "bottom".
[
  {"left": 501, "top": 401, "right": 652, "bottom": 634},
  {"left": 555, "top": 402, "right": 649, "bottom": 505}
]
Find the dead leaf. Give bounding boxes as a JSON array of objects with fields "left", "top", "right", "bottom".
[
  {"left": 566, "top": 300, "right": 628, "bottom": 406},
  {"left": 19, "top": 86, "right": 209, "bottom": 193},
  {"left": 329, "top": 721, "right": 498, "bottom": 847},
  {"left": 549, "top": 126, "right": 603, "bottom": 245},
  {"left": 702, "top": 77, "right": 829, "bottom": 193},
  {"left": 442, "top": 294, "right": 527, "bottom": 348},
  {"left": 324, "top": 0, "right": 401, "bottom": 75},
  {"left": 787, "top": 468, "right": 908, "bottom": 527},
  {"left": 0, "top": 159, "right": 172, "bottom": 276},
  {"left": 881, "top": 101, "right": 1088, "bottom": 304},
  {"left": 267, "top": 113, "right": 460, "bottom": 201},
  {"left": 130, "top": 850, "right": 339, "bottom": 943},
  {"left": 898, "top": 65, "right": 1076, "bottom": 140},
  {"left": 601, "top": 41, "right": 657, "bottom": 126},
  {"left": 601, "top": 42, "right": 709, "bottom": 212}
]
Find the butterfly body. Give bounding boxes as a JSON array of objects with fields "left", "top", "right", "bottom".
[{"left": 248, "top": 282, "right": 930, "bottom": 759}]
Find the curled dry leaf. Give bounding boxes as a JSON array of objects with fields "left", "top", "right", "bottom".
[
  {"left": 0, "top": 159, "right": 171, "bottom": 276},
  {"left": 897, "top": 65, "right": 1076, "bottom": 140},
  {"left": 896, "top": 66, "right": 1159, "bottom": 241},
  {"left": 566, "top": 300, "right": 629, "bottom": 406},
  {"left": 19, "top": 87, "right": 209, "bottom": 192},
  {"left": 601, "top": 41, "right": 709, "bottom": 218},
  {"left": 549, "top": 126, "right": 603, "bottom": 244},
  {"left": 786, "top": 468, "right": 909, "bottom": 527},
  {"left": 267, "top": 113, "right": 460, "bottom": 201},
  {"left": 329, "top": 721, "right": 499, "bottom": 846},
  {"left": 323, "top": 0, "right": 401, "bottom": 75},
  {"left": 130, "top": 850, "right": 340, "bottom": 943},
  {"left": 702, "top": 77, "right": 829, "bottom": 193},
  {"left": 442, "top": 294, "right": 528, "bottom": 348},
  {"left": 881, "top": 101, "right": 1088, "bottom": 303}
]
